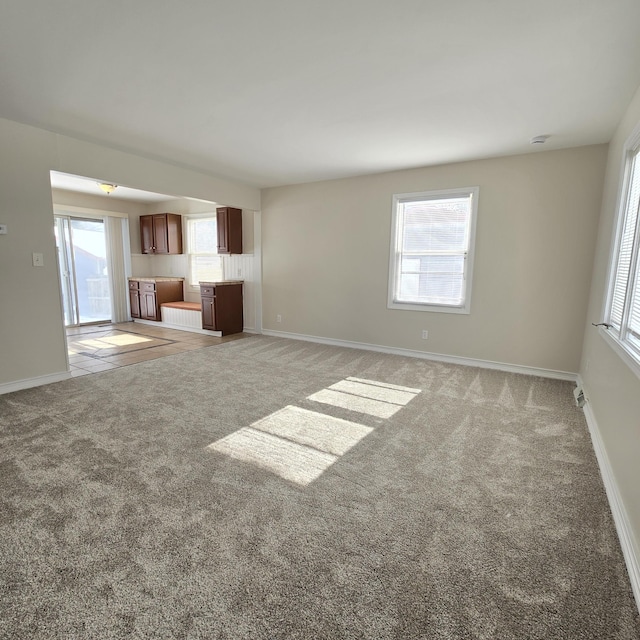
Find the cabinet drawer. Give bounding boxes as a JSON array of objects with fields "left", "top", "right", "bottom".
[
  {"left": 141, "top": 282, "right": 156, "bottom": 292},
  {"left": 200, "top": 286, "right": 215, "bottom": 297},
  {"left": 129, "top": 281, "right": 139, "bottom": 290}
]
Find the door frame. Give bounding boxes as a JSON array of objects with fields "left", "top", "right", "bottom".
[{"left": 54, "top": 213, "right": 112, "bottom": 327}]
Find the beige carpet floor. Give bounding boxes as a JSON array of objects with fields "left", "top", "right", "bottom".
[{"left": 1, "top": 335, "right": 638, "bottom": 639}]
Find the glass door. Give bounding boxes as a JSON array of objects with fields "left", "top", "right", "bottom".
[{"left": 54, "top": 216, "right": 112, "bottom": 326}]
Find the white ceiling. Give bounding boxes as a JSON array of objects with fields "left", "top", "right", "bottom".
[
  {"left": 50, "top": 172, "right": 175, "bottom": 203},
  {"left": 3, "top": 0, "right": 640, "bottom": 188}
]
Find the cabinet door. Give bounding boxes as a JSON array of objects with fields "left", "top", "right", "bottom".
[
  {"left": 217, "top": 208, "right": 229, "bottom": 254},
  {"left": 140, "top": 216, "right": 154, "bottom": 254},
  {"left": 216, "top": 207, "right": 242, "bottom": 254},
  {"left": 141, "top": 291, "right": 157, "bottom": 320},
  {"left": 227, "top": 209, "right": 243, "bottom": 254},
  {"left": 165, "top": 214, "right": 183, "bottom": 254},
  {"left": 139, "top": 290, "right": 148, "bottom": 319},
  {"left": 215, "top": 283, "right": 243, "bottom": 335},
  {"left": 201, "top": 296, "right": 215, "bottom": 330},
  {"left": 129, "top": 290, "right": 140, "bottom": 318},
  {"left": 152, "top": 215, "right": 169, "bottom": 254}
]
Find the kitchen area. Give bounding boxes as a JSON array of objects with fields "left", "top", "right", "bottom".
[
  {"left": 51, "top": 173, "right": 261, "bottom": 343},
  {"left": 128, "top": 208, "right": 247, "bottom": 336}
]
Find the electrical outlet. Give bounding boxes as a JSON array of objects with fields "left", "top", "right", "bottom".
[
  {"left": 276, "top": 314, "right": 282, "bottom": 323},
  {"left": 421, "top": 329, "right": 428, "bottom": 339}
]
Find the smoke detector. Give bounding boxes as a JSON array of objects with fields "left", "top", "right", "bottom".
[{"left": 530, "top": 135, "right": 550, "bottom": 145}]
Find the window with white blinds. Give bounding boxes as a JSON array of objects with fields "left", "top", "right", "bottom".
[
  {"left": 605, "top": 144, "right": 640, "bottom": 366},
  {"left": 187, "top": 216, "right": 223, "bottom": 289},
  {"left": 388, "top": 187, "right": 478, "bottom": 314}
]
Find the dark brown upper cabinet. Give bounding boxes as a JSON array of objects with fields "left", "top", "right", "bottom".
[
  {"left": 140, "top": 213, "right": 183, "bottom": 254},
  {"left": 216, "top": 207, "right": 242, "bottom": 254}
]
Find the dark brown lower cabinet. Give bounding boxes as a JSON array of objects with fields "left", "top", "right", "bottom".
[
  {"left": 128, "top": 279, "right": 184, "bottom": 321},
  {"left": 140, "top": 290, "right": 157, "bottom": 320},
  {"left": 129, "top": 281, "right": 141, "bottom": 318},
  {"left": 200, "top": 282, "right": 243, "bottom": 335},
  {"left": 201, "top": 292, "right": 215, "bottom": 330}
]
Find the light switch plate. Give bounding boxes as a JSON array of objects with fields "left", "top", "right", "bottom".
[
  {"left": 0, "top": 224, "right": 7, "bottom": 234},
  {"left": 32, "top": 252, "right": 44, "bottom": 267}
]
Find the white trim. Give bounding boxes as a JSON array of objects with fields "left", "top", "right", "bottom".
[
  {"left": 578, "top": 376, "right": 640, "bottom": 613},
  {"left": 160, "top": 305, "right": 204, "bottom": 331},
  {"left": 132, "top": 318, "right": 222, "bottom": 337},
  {"left": 0, "top": 371, "right": 72, "bottom": 395},
  {"left": 388, "top": 299, "right": 471, "bottom": 314},
  {"left": 261, "top": 328, "right": 577, "bottom": 381},
  {"left": 602, "top": 120, "right": 640, "bottom": 352},
  {"left": 387, "top": 186, "right": 479, "bottom": 315},
  {"left": 603, "top": 145, "right": 636, "bottom": 319},
  {"left": 253, "top": 211, "right": 263, "bottom": 333},
  {"left": 185, "top": 215, "right": 223, "bottom": 291},
  {"left": 599, "top": 326, "right": 640, "bottom": 381},
  {"left": 53, "top": 204, "right": 128, "bottom": 219},
  {"left": 133, "top": 318, "right": 256, "bottom": 336}
]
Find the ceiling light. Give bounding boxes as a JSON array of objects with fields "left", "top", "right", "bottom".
[
  {"left": 97, "top": 182, "right": 118, "bottom": 194},
  {"left": 530, "top": 135, "right": 550, "bottom": 145}
]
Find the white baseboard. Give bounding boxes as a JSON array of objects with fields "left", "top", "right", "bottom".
[
  {"left": 261, "top": 329, "right": 577, "bottom": 381},
  {"left": 133, "top": 318, "right": 222, "bottom": 337},
  {"left": 133, "top": 318, "right": 257, "bottom": 338},
  {"left": 578, "top": 376, "right": 640, "bottom": 612},
  {"left": 0, "top": 371, "right": 72, "bottom": 395}
]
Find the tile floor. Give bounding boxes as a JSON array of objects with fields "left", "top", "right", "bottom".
[{"left": 67, "top": 322, "right": 246, "bottom": 377}]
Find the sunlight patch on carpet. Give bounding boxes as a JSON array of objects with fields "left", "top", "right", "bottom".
[
  {"left": 331, "top": 378, "right": 420, "bottom": 404},
  {"left": 308, "top": 378, "right": 421, "bottom": 418},
  {"left": 208, "top": 378, "right": 420, "bottom": 485},
  {"left": 252, "top": 405, "right": 373, "bottom": 456},
  {"left": 208, "top": 427, "right": 337, "bottom": 485}
]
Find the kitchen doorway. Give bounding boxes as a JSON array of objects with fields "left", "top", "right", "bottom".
[{"left": 54, "top": 215, "right": 112, "bottom": 326}]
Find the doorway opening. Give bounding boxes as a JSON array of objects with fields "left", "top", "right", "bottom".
[{"left": 54, "top": 215, "right": 111, "bottom": 326}]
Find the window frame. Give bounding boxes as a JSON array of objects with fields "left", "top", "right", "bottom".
[
  {"left": 185, "top": 214, "right": 224, "bottom": 291},
  {"left": 387, "top": 186, "right": 479, "bottom": 314},
  {"left": 602, "top": 124, "right": 640, "bottom": 380}
]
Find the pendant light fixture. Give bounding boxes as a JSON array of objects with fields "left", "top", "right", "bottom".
[{"left": 97, "top": 182, "right": 118, "bottom": 195}]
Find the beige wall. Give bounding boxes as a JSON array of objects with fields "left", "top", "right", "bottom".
[
  {"left": 0, "top": 120, "right": 65, "bottom": 385},
  {"left": 579, "top": 84, "right": 640, "bottom": 566},
  {"left": 262, "top": 145, "right": 607, "bottom": 374},
  {"left": 0, "top": 117, "right": 260, "bottom": 387}
]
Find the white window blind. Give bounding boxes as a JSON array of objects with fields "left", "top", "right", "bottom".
[
  {"left": 388, "top": 188, "right": 478, "bottom": 314},
  {"left": 605, "top": 144, "right": 640, "bottom": 368},
  {"left": 187, "top": 217, "right": 223, "bottom": 287}
]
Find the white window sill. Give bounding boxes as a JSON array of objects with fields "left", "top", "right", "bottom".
[
  {"left": 387, "top": 300, "right": 470, "bottom": 314},
  {"left": 599, "top": 326, "right": 640, "bottom": 381}
]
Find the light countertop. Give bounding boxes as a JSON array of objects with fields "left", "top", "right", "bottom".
[
  {"left": 128, "top": 276, "right": 185, "bottom": 282},
  {"left": 199, "top": 280, "right": 244, "bottom": 286}
]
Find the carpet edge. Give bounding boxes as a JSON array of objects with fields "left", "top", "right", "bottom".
[{"left": 262, "top": 329, "right": 578, "bottom": 381}]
